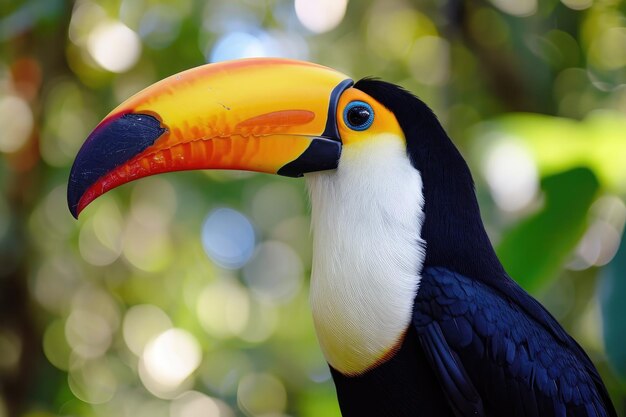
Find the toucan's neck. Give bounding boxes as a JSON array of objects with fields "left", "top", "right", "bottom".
[
  {"left": 405, "top": 116, "right": 505, "bottom": 281},
  {"left": 416, "top": 143, "right": 505, "bottom": 280},
  {"left": 305, "top": 134, "right": 426, "bottom": 376}
]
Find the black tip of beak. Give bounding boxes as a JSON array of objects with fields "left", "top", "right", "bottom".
[{"left": 67, "top": 113, "right": 166, "bottom": 218}]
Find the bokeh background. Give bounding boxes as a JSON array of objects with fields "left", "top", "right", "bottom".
[{"left": 1, "top": 0, "right": 625, "bottom": 416}]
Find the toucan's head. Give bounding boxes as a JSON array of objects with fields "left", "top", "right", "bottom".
[
  {"left": 69, "top": 58, "right": 488, "bottom": 278},
  {"left": 69, "top": 59, "right": 409, "bottom": 217}
]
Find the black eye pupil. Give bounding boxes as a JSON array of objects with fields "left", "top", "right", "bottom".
[
  {"left": 348, "top": 107, "right": 371, "bottom": 127},
  {"left": 343, "top": 101, "right": 374, "bottom": 131}
]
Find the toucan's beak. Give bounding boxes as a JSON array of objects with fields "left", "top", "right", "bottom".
[{"left": 68, "top": 58, "right": 353, "bottom": 218}]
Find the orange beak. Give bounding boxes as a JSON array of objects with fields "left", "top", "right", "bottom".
[{"left": 68, "top": 58, "right": 352, "bottom": 218}]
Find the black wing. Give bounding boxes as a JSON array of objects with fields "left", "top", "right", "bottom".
[{"left": 413, "top": 267, "right": 617, "bottom": 417}]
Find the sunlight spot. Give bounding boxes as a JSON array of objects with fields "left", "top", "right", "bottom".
[
  {"left": 65, "top": 287, "right": 120, "bottom": 359},
  {"left": 33, "top": 254, "right": 80, "bottom": 313},
  {"left": 88, "top": 20, "right": 141, "bottom": 73},
  {"left": 197, "top": 279, "right": 250, "bottom": 338},
  {"left": 577, "top": 220, "right": 621, "bottom": 267},
  {"left": 0, "top": 94, "right": 33, "bottom": 153},
  {"left": 65, "top": 309, "right": 113, "bottom": 359},
  {"left": 209, "top": 32, "right": 266, "bottom": 63},
  {"left": 294, "top": 0, "right": 348, "bottom": 33},
  {"left": 569, "top": 196, "right": 626, "bottom": 270},
  {"left": 123, "top": 214, "right": 173, "bottom": 272},
  {"left": 123, "top": 304, "right": 172, "bottom": 356},
  {"left": 202, "top": 208, "right": 255, "bottom": 269},
  {"left": 68, "top": 358, "right": 117, "bottom": 404},
  {"left": 483, "top": 139, "right": 539, "bottom": 212},
  {"left": 79, "top": 200, "right": 123, "bottom": 266},
  {"left": 207, "top": 29, "right": 309, "bottom": 63},
  {"left": 141, "top": 329, "right": 201, "bottom": 390}
]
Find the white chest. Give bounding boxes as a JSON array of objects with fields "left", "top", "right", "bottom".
[{"left": 305, "top": 135, "right": 425, "bottom": 376}]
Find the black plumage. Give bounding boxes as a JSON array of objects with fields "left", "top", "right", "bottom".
[
  {"left": 329, "top": 79, "right": 618, "bottom": 417},
  {"left": 414, "top": 267, "right": 615, "bottom": 417}
]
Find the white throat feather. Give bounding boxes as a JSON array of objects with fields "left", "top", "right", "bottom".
[{"left": 305, "top": 134, "right": 426, "bottom": 376}]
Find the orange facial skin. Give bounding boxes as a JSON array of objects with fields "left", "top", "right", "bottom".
[{"left": 336, "top": 87, "right": 405, "bottom": 148}]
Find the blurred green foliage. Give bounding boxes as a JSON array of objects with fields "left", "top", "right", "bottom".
[
  {"left": 497, "top": 167, "right": 600, "bottom": 293},
  {"left": 0, "top": 0, "right": 625, "bottom": 416},
  {"left": 602, "top": 232, "right": 626, "bottom": 382}
]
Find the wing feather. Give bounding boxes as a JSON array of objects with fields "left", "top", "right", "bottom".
[
  {"left": 413, "top": 267, "right": 616, "bottom": 417},
  {"left": 420, "top": 322, "right": 485, "bottom": 416}
]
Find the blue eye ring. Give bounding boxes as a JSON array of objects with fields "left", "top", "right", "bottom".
[{"left": 343, "top": 101, "right": 374, "bottom": 131}]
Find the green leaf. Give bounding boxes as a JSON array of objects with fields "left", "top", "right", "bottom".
[
  {"left": 496, "top": 167, "right": 599, "bottom": 293},
  {"left": 472, "top": 112, "right": 626, "bottom": 193},
  {"left": 600, "top": 227, "right": 626, "bottom": 381}
]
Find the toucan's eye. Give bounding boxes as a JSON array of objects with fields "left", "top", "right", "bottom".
[{"left": 344, "top": 101, "right": 374, "bottom": 131}]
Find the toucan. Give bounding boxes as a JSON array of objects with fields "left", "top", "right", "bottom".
[{"left": 67, "top": 58, "right": 617, "bottom": 417}]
